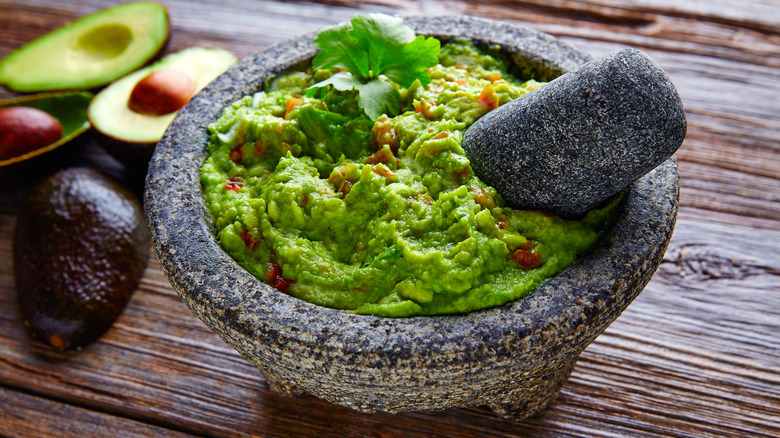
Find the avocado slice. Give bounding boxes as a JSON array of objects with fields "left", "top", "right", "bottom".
[
  {"left": 0, "top": 2, "right": 169, "bottom": 92},
  {"left": 14, "top": 167, "right": 149, "bottom": 351},
  {"left": 0, "top": 92, "right": 92, "bottom": 166},
  {"left": 89, "top": 47, "right": 236, "bottom": 166}
]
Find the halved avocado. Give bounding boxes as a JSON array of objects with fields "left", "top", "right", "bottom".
[
  {"left": 89, "top": 47, "right": 237, "bottom": 166},
  {"left": 0, "top": 92, "right": 92, "bottom": 167},
  {"left": 0, "top": 2, "right": 169, "bottom": 92}
]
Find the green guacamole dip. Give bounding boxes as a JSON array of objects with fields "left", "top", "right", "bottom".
[{"left": 201, "top": 39, "right": 618, "bottom": 317}]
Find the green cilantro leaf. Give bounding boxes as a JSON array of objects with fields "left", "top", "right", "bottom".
[
  {"left": 309, "top": 24, "right": 369, "bottom": 79},
  {"left": 307, "top": 13, "right": 440, "bottom": 120},
  {"left": 379, "top": 34, "right": 441, "bottom": 88},
  {"left": 311, "top": 73, "right": 400, "bottom": 120}
]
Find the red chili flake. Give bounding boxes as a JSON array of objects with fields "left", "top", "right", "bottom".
[
  {"left": 519, "top": 241, "right": 537, "bottom": 251},
  {"left": 469, "top": 187, "right": 493, "bottom": 207},
  {"left": 414, "top": 99, "right": 437, "bottom": 120},
  {"left": 371, "top": 115, "right": 397, "bottom": 151},
  {"left": 327, "top": 169, "right": 343, "bottom": 186},
  {"left": 230, "top": 144, "right": 243, "bottom": 162},
  {"left": 285, "top": 97, "right": 303, "bottom": 119},
  {"left": 365, "top": 147, "right": 395, "bottom": 165},
  {"left": 453, "top": 167, "right": 470, "bottom": 181},
  {"left": 512, "top": 250, "right": 542, "bottom": 269},
  {"left": 224, "top": 178, "right": 244, "bottom": 192},
  {"left": 478, "top": 83, "right": 499, "bottom": 110},
  {"left": 266, "top": 263, "right": 292, "bottom": 293},
  {"left": 432, "top": 131, "right": 449, "bottom": 140},
  {"left": 240, "top": 229, "right": 260, "bottom": 250},
  {"left": 301, "top": 194, "right": 309, "bottom": 206},
  {"left": 338, "top": 179, "right": 353, "bottom": 198},
  {"left": 496, "top": 220, "right": 509, "bottom": 230},
  {"left": 371, "top": 163, "right": 395, "bottom": 179},
  {"left": 328, "top": 168, "right": 356, "bottom": 198}
]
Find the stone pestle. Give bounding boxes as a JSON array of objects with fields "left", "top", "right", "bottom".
[{"left": 462, "top": 48, "right": 686, "bottom": 219}]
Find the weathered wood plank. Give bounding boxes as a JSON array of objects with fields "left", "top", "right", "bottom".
[
  {"left": 1, "top": 0, "right": 778, "bottom": 436},
  {"left": 0, "top": 387, "right": 194, "bottom": 438},
  {"left": 2, "top": 212, "right": 778, "bottom": 437}
]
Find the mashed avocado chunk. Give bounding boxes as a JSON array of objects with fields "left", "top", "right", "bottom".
[{"left": 201, "top": 39, "right": 618, "bottom": 317}]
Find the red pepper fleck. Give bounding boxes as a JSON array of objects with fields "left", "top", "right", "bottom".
[
  {"left": 512, "top": 250, "right": 542, "bottom": 269},
  {"left": 224, "top": 178, "right": 244, "bottom": 192},
  {"left": 519, "top": 241, "right": 536, "bottom": 251},
  {"left": 266, "top": 263, "right": 292, "bottom": 293},
  {"left": 453, "top": 167, "right": 470, "bottom": 181},
  {"left": 414, "top": 99, "right": 437, "bottom": 120},
  {"left": 371, "top": 163, "right": 395, "bottom": 179},
  {"left": 285, "top": 97, "right": 304, "bottom": 119},
  {"left": 338, "top": 179, "right": 353, "bottom": 198},
  {"left": 478, "top": 83, "right": 499, "bottom": 110},
  {"left": 496, "top": 220, "right": 509, "bottom": 230},
  {"left": 230, "top": 144, "right": 243, "bottom": 162},
  {"left": 469, "top": 187, "right": 493, "bottom": 207},
  {"left": 365, "top": 147, "right": 395, "bottom": 164},
  {"left": 240, "top": 229, "right": 260, "bottom": 250},
  {"left": 371, "top": 115, "right": 397, "bottom": 152}
]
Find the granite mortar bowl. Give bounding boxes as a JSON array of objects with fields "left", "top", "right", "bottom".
[{"left": 144, "top": 16, "right": 679, "bottom": 419}]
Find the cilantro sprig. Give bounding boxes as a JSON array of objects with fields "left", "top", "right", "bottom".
[{"left": 306, "top": 14, "right": 441, "bottom": 120}]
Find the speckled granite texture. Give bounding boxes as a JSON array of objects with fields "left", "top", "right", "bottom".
[
  {"left": 144, "top": 16, "right": 680, "bottom": 420},
  {"left": 463, "top": 48, "right": 686, "bottom": 219}
]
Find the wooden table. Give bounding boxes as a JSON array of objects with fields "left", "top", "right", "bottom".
[{"left": 1, "top": 1, "right": 778, "bottom": 436}]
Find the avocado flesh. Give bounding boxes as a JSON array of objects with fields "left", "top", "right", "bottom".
[
  {"left": 13, "top": 167, "right": 149, "bottom": 351},
  {"left": 89, "top": 47, "right": 237, "bottom": 144},
  {"left": 0, "top": 2, "right": 169, "bottom": 92}
]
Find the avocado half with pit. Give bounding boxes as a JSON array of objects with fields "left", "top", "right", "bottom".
[
  {"left": 0, "top": 92, "right": 92, "bottom": 166},
  {"left": 0, "top": 2, "right": 169, "bottom": 92},
  {"left": 89, "top": 47, "right": 237, "bottom": 166}
]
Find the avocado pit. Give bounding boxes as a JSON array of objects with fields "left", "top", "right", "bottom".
[
  {"left": 0, "top": 106, "right": 63, "bottom": 160},
  {"left": 128, "top": 68, "right": 196, "bottom": 116}
]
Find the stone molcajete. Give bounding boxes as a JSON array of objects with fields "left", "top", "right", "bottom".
[
  {"left": 144, "top": 16, "right": 680, "bottom": 419},
  {"left": 463, "top": 48, "right": 686, "bottom": 219}
]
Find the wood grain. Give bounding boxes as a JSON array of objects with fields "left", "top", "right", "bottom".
[
  {"left": 2, "top": 215, "right": 778, "bottom": 437},
  {"left": 0, "top": 388, "right": 192, "bottom": 438},
  {"left": 0, "top": 0, "right": 778, "bottom": 436}
]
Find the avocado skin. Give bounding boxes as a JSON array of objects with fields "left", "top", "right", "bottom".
[{"left": 13, "top": 167, "right": 149, "bottom": 351}]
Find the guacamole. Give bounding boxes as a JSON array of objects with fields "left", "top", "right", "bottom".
[{"left": 201, "top": 39, "right": 617, "bottom": 317}]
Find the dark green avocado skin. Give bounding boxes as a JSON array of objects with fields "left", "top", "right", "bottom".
[{"left": 13, "top": 167, "right": 149, "bottom": 351}]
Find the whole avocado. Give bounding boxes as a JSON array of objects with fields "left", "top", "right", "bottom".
[{"left": 13, "top": 167, "right": 149, "bottom": 350}]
